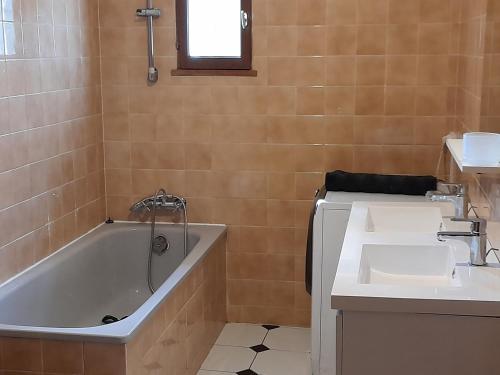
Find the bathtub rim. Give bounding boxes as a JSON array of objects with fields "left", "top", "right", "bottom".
[{"left": 0, "top": 221, "right": 227, "bottom": 344}]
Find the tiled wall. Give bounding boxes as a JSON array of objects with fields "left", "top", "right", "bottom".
[
  {"left": 455, "top": 0, "right": 500, "bottom": 217},
  {"left": 99, "top": 0, "right": 463, "bottom": 326},
  {"left": 456, "top": 0, "right": 486, "bottom": 133},
  {"left": 476, "top": 0, "right": 500, "bottom": 219},
  {"left": 0, "top": 0, "right": 105, "bottom": 283},
  {"left": 0, "top": 235, "right": 226, "bottom": 375},
  {"left": 483, "top": 0, "right": 500, "bottom": 134}
]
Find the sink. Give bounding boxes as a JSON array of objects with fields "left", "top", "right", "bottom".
[
  {"left": 358, "top": 244, "right": 460, "bottom": 287},
  {"left": 365, "top": 206, "right": 444, "bottom": 233}
]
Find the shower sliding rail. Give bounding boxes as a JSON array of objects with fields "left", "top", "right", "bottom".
[{"left": 136, "top": 0, "right": 161, "bottom": 83}]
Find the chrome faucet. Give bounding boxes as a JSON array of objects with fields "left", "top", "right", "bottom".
[
  {"left": 130, "top": 192, "right": 186, "bottom": 212},
  {"left": 130, "top": 189, "right": 189, "bottom": 294},
  {"left": 437, "top": 218, "right": 488, "bottom": 266},
  {"left": 426, "top": 183, "right": 469, "bottom": 219}
]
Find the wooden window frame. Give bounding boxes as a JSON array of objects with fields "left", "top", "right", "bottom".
[{"left": 175, "top": 0, "right": 253, "bottom": 71}]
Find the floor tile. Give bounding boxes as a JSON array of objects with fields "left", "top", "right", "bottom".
[
  {"left": 250, "top": 344, "right": 270, "bottom": 353},
  {"left": 262, "top": 324, "right": 280, "bottom": 330},
  {"left": 263, "top": 327, "right": 311, "bottom": 352},
  {"left": 201, "top": 346, "right": 256, "bottom": 373},
  {"left": 216, "top": 323, "right": 268, "bottom": 347},
  {"left": 198, "top": 371, "right": 236, "bottom": 375},
  {"left": 251, "top": 350, "right": 312, "bottom": 375}
]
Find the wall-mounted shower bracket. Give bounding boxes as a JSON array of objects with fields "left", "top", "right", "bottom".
[
  {"left": 136, "top": 8, "right": 161, "bottom": 17},
  {"left": 136, "top": 0, "right": 161, "bottom": 84}
]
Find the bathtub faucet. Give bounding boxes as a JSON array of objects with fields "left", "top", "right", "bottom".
[
  {"left": 130, "top": 191, "right": 187, "bottom": 213},
  {"left": 131, "top": 188, "right": 189, "bottom": 294}
]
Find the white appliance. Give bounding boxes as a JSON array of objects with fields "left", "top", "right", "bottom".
[{"left": 311, "top": 191, "right": 427, "bottom": 375}]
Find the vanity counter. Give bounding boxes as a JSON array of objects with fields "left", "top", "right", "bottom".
[{"left": 331, "top": 201, "right": 500, "bottom": 317}]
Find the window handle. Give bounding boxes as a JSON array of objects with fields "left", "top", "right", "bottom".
[{"left": 241, "top": 10, "right": 249, "bottom": 30}]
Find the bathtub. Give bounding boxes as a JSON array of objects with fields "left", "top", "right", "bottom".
[{"left": 0, "top": 221, "right": 226, "bottom": 343}]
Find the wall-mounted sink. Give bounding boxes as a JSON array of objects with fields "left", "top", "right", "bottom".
[
  {"left": 358, "top": 244, "right": 459, "bottom": 287},
  {"left": 365, "top": 206, "right": 444, "bottom": 233}
]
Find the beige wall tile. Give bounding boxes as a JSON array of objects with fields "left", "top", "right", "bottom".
[
  {"left": 355, "top": 87, "right": 385, "bottom": 115},
  {"left": 326, "top": 0, "right": 357, "bottom": 25},
  {"left": 356, "top": 56, "right": 386, "bottom": 85},
  {"left": 388, "top": 0, "right": 419, "bottom": 24},
  {"left": 297, "top": 87, "right": 325, "bottom": 115},
  {"left": 358, "top": 0, "right": 388, "bottom": 24},
  {"left": 419, "top": 23, "right": 452, "bottom": 54},
  {"left": 297, "top": 26, "right": 326, "bottom": 56},
  {"left": 2, "top": 337, "right": 43, "bottom": 372},
  {"left": 298, "top": 0, "right": 326, "bottom": 25},
  {"left": 84, "top": 343, "right": 126, "bottom": 375},
  {"left": 385, "top": 87, "right": 417, "bottom": 116},
  {"left": 326, "top": 25, "right": 357, "bottom": 55},
  {"left": 268, "top": 0, "right": 297, "bottom": 25},
  {"left": 326, "top": 56, "right": 356, "bottom": 85},
  {"left": 42, "top": 340, "right": 84, "bottom": 374},
  {"left": 267, "top": 26, "right": 298, "bottom": 56},
  {"left": 357, "top": 25, "right": 387, "bottom": 55},
  {"left": 387, "top": 24, "right": 418, "bottom": 54}
]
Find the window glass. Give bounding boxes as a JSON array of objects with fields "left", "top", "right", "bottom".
[{"left": 187, "top": 0, "right": 241, "bottom": 58}]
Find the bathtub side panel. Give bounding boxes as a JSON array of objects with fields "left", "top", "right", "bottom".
[
  {"left": 0, "top": 337, "right": 126, "bottom": 375},
  {"left": 125, "top": 233, "right": 227, "bottom": 375}
]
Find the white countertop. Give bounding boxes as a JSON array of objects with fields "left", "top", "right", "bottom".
[
  {"left": 331, "top": 201, "right": 500, "bottom": 317},
  {"left": 446, "top": 138, "right": 500, "bottom": 174}
]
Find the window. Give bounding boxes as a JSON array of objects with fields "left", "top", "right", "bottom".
[{"left": 174, "top": 0, "right": 254, "bottom": 74}]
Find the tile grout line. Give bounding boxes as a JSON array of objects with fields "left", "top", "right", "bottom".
[
  {"left": 246, "top": 325, "right": 274, "bottom": 372},
  {"left": 248, "top": 352, "right": 258, "bottom": 373},
  {"left": 214, "top": 343, "right": 311, "bottom": 354}
]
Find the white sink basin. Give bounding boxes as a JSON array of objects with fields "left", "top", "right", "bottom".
[
  {"left": 358, "top": 244, "right": 459, "bottom": 287},
  {"left": 365, "top": 206, "right": 444, "bottom": 233}
]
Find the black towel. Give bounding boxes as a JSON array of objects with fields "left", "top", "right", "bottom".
[{"left": 325, "top": 170, "right": 437, "bottom": 196}]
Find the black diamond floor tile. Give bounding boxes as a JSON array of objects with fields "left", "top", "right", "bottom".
[
  {"left": 262, "top": 324, "right": 280, "bottom": 330},
  {"left": 237, "top": 369, "right": 258, "bottom": 375},
  {"left": 250, "top": 344, "right": 270, "bottom": 353}
]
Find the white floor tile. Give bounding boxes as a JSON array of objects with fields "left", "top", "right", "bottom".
[
  {"left": 251, "top": 350, "right": 312, "bottom": 375},
  {"left": 197, "top": 371, "right": 236, "bottom": 375},
  {"left": 215, "top": 323, "right": 268, "bottom": 347},
  {"left": 201, "top": 345, "right": 255, "bottom": 373},
  {"left": 263, "top": 327, "right": 311, "bottom": 352}
]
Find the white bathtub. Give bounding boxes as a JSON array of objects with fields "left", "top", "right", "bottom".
[{"left": 0, "top": 222, "right": 226, "bottom": 343}]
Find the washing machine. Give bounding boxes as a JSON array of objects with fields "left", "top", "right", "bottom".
[{"left": 310, "top": 190, "right": 429, "bottom": 375}]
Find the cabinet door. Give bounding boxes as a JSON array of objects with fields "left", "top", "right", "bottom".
[{"left": 341, "top": 311, "right": 500, "bottom": 375}]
